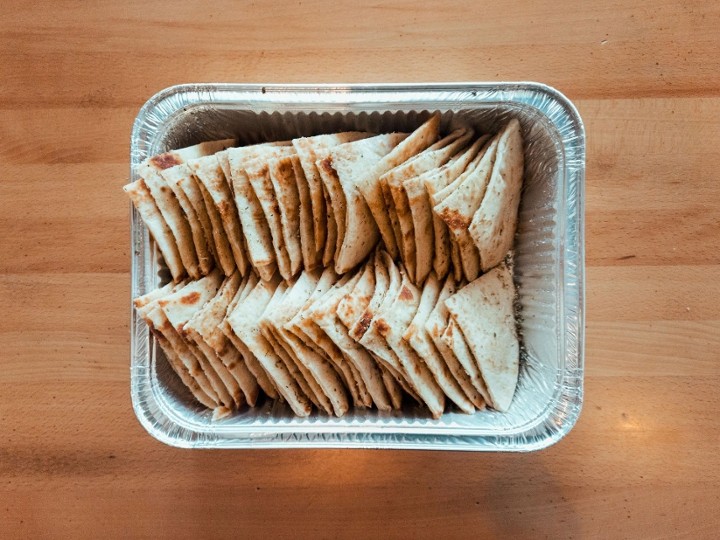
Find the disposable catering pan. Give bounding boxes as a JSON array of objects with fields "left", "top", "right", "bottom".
[{"left": 129, "top": 83, "right": 585, "bottom": 451}]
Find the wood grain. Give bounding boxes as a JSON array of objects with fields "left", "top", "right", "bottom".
[{"left": 1, "top": 0, "right": 719, "bottom": 538}]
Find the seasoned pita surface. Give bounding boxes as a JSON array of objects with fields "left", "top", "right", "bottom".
[{"left": 129, "top": 120, "right": 525, "bottom": 419}]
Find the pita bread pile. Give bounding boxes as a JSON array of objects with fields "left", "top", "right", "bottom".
[{"left": 126, "top": 116, "right": 525, "bottom": 418}]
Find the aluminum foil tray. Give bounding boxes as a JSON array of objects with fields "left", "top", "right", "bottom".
[{"left": 129, "top": 83, "right": 585, "bottom": 451}]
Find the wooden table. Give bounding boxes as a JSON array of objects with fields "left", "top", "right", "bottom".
[{"left": 2, "top": 1, "right": 719, "bottom": 537}]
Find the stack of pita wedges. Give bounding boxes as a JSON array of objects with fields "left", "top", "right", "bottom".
[{"left": 125, "top": 113, "right": 525, "bottom": 419}]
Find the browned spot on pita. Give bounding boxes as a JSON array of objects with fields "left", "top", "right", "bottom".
[
  {"left": 376, "top": 319, "right": 390, "bottom": 337},
  {"left": 218, "top": 200, "right": 231, "bottom": 218},
  {"left": 318, "top": 157, "right": 335, "bottom": 175},
  {"left": 150, "top": 153, "right": 182, "bottom": 170},
  {"left": 180, "top": 291, "right": 200, "bottom": 305},
  {"left": 439, "top": 208, "right": 471, "bottom": 230},
  {"left": 343, "top": 295, "right": 372, "bottom": 323},
  {"left": 356, "top": 312, "right": 373, "bottom": 336},
  {"left": 399, "top": 286, "right": 413, "bottom": 301}
]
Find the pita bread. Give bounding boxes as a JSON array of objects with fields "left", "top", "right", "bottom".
[
  {"left": 373, "top": 349, "right": 420, "bottom": 403},
  {"left": 447, "top": 240, "right": 460, "bottom": 281},
  {"left": 442, "top": 319, "right": 492, "bottom": 403},
  {"left": 343, "top": 252, "right": 416, "bottom": 403},
  {"left": 431, "top": 136, "right": 494, "bottom": 282},
  {"left": 136, "top": 166, "right": 199, "bottom": 279},
  {"left": 301, "top": 270, "right": 393, "bottom": 411},
  {"left": 157, "top": 269, "right": 223, "bottom": 332},
  {"left": 123, "top": 179, "right": 185, "bottom": 281},
  {"left": 381, "top": 129, "right": 473, "bottom": 282},
  {"left": 352, "top": 348, "right": 396, "bottom": 409},
  {"left": 133, "top": 281, "right": 180, "bottom": 312},
  {"left": 322, "top": 189, "right": 338, "bottom": 267},
  {"left": 216, "top": 149, "right": 234, "bottom": 191},
  {"left": 421, "top": 135, "right": 489, "bottom": 279},
  {"left": 314, "top": 159, "right": 345, "bottom": 264},
  {"left": 330, "top": 260, "right": 379, "bottom": 408},
  {"left": 158, "top": 271, "right": 236, "bottom": 409},
  {"left": 261, "top": 281, "right": 333, "bottom": 414},
  {"left": 445, "top": 261, "right": 518, "bottom": 411},
  {"left": 402, "top": 130, "right": 475, "bottom": 285},
  {"left": 221, "top": 274, "right": 279, "bottom": 400},
  {"left": 309, "top": 260, "right": 408, "bottom": 409},
  {"left": 309, "top": 138, "right": 370, "bottom": 269},
  {"left": 186, "top": 328, "right": 245, "bottom": 409},
  {"left": 290, "top": 311, "right": 365, "bottom": 409},
  {"left": 223, "top": 274, "right": 281, "bottom": 402},
  {"left": 196, "top": 178, "right": 236, "bottom": 276},
  {"left": 285, "top": 268, "right": 362, "bottom": 407},
  {"left": 325, "top": 134, "right": 406, "bottom": 274},
  {"left": 189, "top": 154, "right": 250, "bottom": 276},
  {"left": 292, "top": 133, "right": 369, "bottom": 258},
  {"left": 430, "top": 138, "right": 490, "bottom": 206},
  {"left": 160, "top": 164, "right": 215, "bottom": 275},
  {"left": 184, "top": 271, "right": 242, "bottom": 340},
  {"left": 356, "top": 114, "right": 439, "bottom": 259},
  {"left": 343, "top": 359, "right": 371, "bottom": 408},
  {"left": 434, "top": 136, "right": 499, "bottom": 281},
  {"left": 225, "top": 329, "right": 278, "bottom": 401},
  {"left": 245, "top": 151, "right": 297, "bottom": 280},
  {"left": 143, "top": 305, "right": 221, "bottom": 408},
  {"left": 134, "top": 283, "right": 219, "bottom": 409},
  {"left": 374, "top": 271, "right": 445, "bottom": 418},
  {"left": 281, "top": 330, "right": 350, "bottom": 415},
  {"left": 377, "top": 363, "right": 403, "bottom": 409},
  {"left": 268, "top": 283, "right": 333, "bottom": 415},
  {"left": 380, "top": 130, "right": 468, "bottom": 248},
  {"left": 346, "top": 251, "right": 382, "bottom": 340},
  {"left": 227, "top": 145, "right": 295, "bottom": 280},
  {"left": 336, "top": 259, "right": 375, "bottom": 335},
  {"left": 290, "top": 157, "right": 317, "bottom": 271},
  {"left": 218, "top": 141, "right": 288, "bottom": 191},
  {"left": 269, "top": 156, "right": 303, "bottom": 277},
  {"left": 315, "top": 338, "right": 370, "bottom": 408},
  {"left": 469, "top": 120, "right": 525, "bottom": 271},
  {"left": 403, "top": 177, "right": 434, "bottom": 283},
  {"left": 354, "top": 253, "right": 402, "bottom": 374},
  {"left": 264, "top": 270, "right": 349, "bottom": 416},
  {"left": 168, "top": 165, "right": 219, "bottom": 264},
  {"left": 434, "top": 135, "right": 497, "bottom": 226},
  {"left": 152, "top": 330, "right": 217, "bottom": 409},
  {"left": 131, "top": 123, "right": 524, "bottom": 419},
  {"left": 424, "top": 274, "right": 486, "bottom": 408},
  {"left": 285, "top": 268, "right": 371, "bottom": 409},
  {"left": 354, "top": 254, "right": 420, "bottom": 399},
  {"left": 185, "top": 273, "right": 260, "bottom": 407},
  {"left": 135, "top": 139, "right": 234, "bottom": 278},
  {"left": 285, "top": 268, "right": 340, "bottom": 331},
  {"left": 226, "top": 276, "right": 312, "bottom": 416},
  {"left": 161, "top": 274, "right": 239, "bottom": 404},
  {"left": 439, "top": 312, "right": 491, "bottom": 405},
  {"left": 146, "top": 139, "right": 236, "bottom": 170},
  {"left": 403, "top": 271, "right": 475, "bottom": 413}
]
